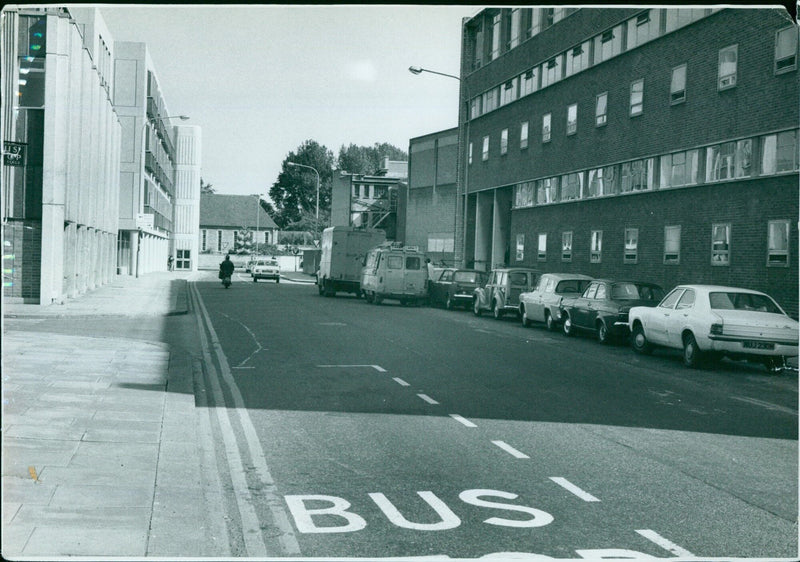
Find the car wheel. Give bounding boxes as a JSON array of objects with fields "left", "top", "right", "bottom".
[
  {"left": 562, "top": 314, "right": 574, "bottom": 336},
  {"left": 521, "top": 306, "right": 532, "bottom": 327},
  {"left": 364, "top": 291, "right": 374, "bottom": 303},
  {"left": 253, "top": 277, "right": 258, "bottom": 283},
  {"left": 374, "top": 294, "right": 383, "bottom": 305},
  {"left": 631, "top": 323, "right": 652, "bottom": 355},
  {"left": 597, "top": 321, "right": 612, "bottom": 344},
  {"left": 473, "top": 299, "right": 482, "bottom": 316},
  {"left": 682, "top": 333, "right": 705, "bottom": 368},
  {"left": 318, "top": 282, "right": 324, "bottom": 295},
  {"left": 764, "top": 356, "right": 785, "bottom": 374},
  {"left": 545, "top": 312, "right": 556, "bottom": 332},
  {"left": 492, "top": 301, "right": 503, "bottom": 320}
]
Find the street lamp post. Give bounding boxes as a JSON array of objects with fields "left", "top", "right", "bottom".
[
  {"left": 408, "top": 66, "right": 469, "bottom": 269},
  {"left": 287, "top": 161, "right": 320, "bottom": 235},
  {"left": 136, "top": 114, "right": 189, "bottom": 278}
]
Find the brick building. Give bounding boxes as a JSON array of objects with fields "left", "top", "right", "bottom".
[
  {"left": 199, "top": 193, "right": 278, "bottom": 255},
  {"left": 457, "top": 7, "right": 799, "bottom": 315}
]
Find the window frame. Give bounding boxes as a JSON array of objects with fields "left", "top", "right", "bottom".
[
  {"left": 542, "top": 112, "right": 551, "bottom": 143},
  {"left": 630, "top": 78, "right": 644, "bottom": 116},
  {"left": 775, "top": 26, "right": 798, "bottom": 74},
  {"left": 482, "top": 135, "right": 490, "bottom": 161},
  {"left": 718, "top": 44, "right": 738, "bottom": 91},
  {"left": 767, "top": 219, "right": 790, "bottom": 267},
  {"left": 520, "top": 121, "right": 529, "bottom": 149},
  {"left": 711, "top": 223, "right": 731, "bottom": 266},
  {"left": 500, "top": 128, "right": 509, "bottom": 155},
  {"left": 516, "top": 233, "right": 525, "bottom": 261},
  {"left": 538, "top": 233, "right": 547, "bottom": 261},
  {"left": 566, "top": 103, "right": 578, "bottom": 135},
  {"left": 595, "top": 92, "right": 607, "bottom": 127},
  {"left": 624, "top": 227, "right": 638, "bottom": 264},
  {"left": 670, "top": 64, "right": 687, "bottom": 105},
  {"left": 664, "top": 225, "right": 681, "bottom": 265},
  {"left": 562, "top": 231, "right": 573, "bottom": 262},
  {"left": 590, "top": 230, "right": 603, "bottom": 263}
]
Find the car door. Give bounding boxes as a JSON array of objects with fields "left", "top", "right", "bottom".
[
  {"left": 571, "top": 282, "right": 598, "bottom": 328},
  {"left": 432, "top": 269, "right": 453, "bottom": 304},
  {"left": 530, "top": 276, "right": 551, "bottom": 322},
  {"left": 647, "top": 288, "right": 685, "bottom": 345},
  {"left": 385, "top": 254, "right": 404, "bottom": 295},
  {"left": 581, "top": 281, "right": 607, "bottom": 329},
  {"left": 664, "top": 288, "right": 696, "bottom": 347}
]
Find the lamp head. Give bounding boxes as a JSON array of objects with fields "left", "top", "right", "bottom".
[{"left": 408, "top": 66, "right": 423, "bottom": 75}]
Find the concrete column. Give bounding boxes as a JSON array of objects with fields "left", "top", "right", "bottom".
[{"left": 474, "top": 191, "right": 493, "bottom": 272}]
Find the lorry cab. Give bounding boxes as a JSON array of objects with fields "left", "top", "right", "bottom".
[{"left": 361, "top": 243, "right": 428, "bottom": 306}]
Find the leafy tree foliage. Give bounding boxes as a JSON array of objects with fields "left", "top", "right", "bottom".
[
  {"left": 200, "top": 178, "right": 215, "bottom": 194},
  {"left": 269, "top": 140, "right": 335, "bottom": 229},
  {"left": 337, "top": 142, "right": 408, "bottom": 175}
]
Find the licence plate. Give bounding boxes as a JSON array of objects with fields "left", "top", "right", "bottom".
[{"left": 742, "top": 341, "right": 775, "bottom": 350}]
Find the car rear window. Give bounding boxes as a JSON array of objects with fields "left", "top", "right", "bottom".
[
  {"left": 710, "top": 292, "right": 782, "bottom": 313},
  {"left": 611, "top": 283, "right": 664, "bottom": 301},
  {"left": 454, "top": 271, "right": 482, "bottom": 283},
  {"left": 556, "top": 279, "right": 590, "bottom": 294}
]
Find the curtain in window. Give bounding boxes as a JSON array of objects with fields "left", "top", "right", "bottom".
[{"left": 769, "top": 222, "right": 788, "bottom": 252}]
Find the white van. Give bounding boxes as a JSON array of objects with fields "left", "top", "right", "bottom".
[{"left": 360, "top": 243, "right": 428, "bottom": 306}]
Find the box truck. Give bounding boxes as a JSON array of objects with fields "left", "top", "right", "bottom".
[{"left": 317, "top": 226, "right": 386, "bottom": 297}]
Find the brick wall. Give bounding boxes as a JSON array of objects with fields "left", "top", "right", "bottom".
[
  {"left": 510, "top": 175, "right": 799, "bottom": 316},
  {"left": 3, "top": 220, "right": 42, "bottom": 302}
]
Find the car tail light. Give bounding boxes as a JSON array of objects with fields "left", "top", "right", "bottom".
[{"left": 710, "top": 323, "right": 724, "bottom": 336}]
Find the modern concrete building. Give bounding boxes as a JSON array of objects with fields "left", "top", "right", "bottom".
[
  {"left": 171, "top": 124, "right": 202, "bottom": 271},
  {"left": 2, "top": 6, "right": 121, "bottom": 304},
  {"left": 406, "top": 128, "right": 458, "bottom": 265},
  {"left": 456, "top": 7, "right": 799, "bottom": 315}
]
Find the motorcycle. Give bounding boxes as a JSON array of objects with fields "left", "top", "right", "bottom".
[{"left": 221, "top": 275, "right": 231, "bottom": 289}]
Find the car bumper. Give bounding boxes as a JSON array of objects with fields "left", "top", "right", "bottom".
[
  {"left": 253, "top": 272, "right": 280, "bottom": 279},
  {"left": 707, "top": 335, "right": 798, "bottom": 357}
]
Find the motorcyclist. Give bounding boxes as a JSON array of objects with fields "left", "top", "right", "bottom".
[{"left": 219, "top": 254, "right": 235, "bottom": 284}]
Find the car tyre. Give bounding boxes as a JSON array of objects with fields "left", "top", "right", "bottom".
[
  {"left": 253, "top": 277, "right": 258, "bottom": 283},
  {"left": 562, "top": 314, "right": 575, "bottom": 336},
  {"left": 445, "top": 296, "right": 454, "bottom": 310},
  {"left": 682, "top": 333, "right": 705, "bottom": 369},
  {"left": 597, "top": 321, "right": 612, "bottom": 345},
  {"left": 521, "top": 307, "right": 532, "bottom": 327},
  {"left": 374, "top": 294, "right": 383, "bottom": 305},
  {"left": 473, "top": 299, "right": 482, "bottom": 316},
  {"left": 764, "top": 356, "right": 785, "bottom": 374},
  {"left": 364, "top": 291, "right": 374, "bottom": 303},
  {"left": 631, "top": 323, "right": 653, "bottom": 354},
  {"left": 545, "top": 312, "right": 556, "bottom": 332}
]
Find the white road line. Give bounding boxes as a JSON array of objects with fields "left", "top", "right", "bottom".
[
  {"left": 393, "top": 377, "right": 410, "bottom": 386},
  {"left": 731, "top": 395, "right": 797, "bottom": 415},
  {"left": 417, "top": 393, "right": 439, "bottom": 405},
  {"left": 491, "top": 440, "right": 530, "bottom": 459},
  {"left": 549, "top": 477, "right": 601, "bottom": 502},
  {"left": 218, "top": 311, "right": 264, "bottom": 368},
  {"left": 192, "top": 283, "right": 301, "bottom": 556},
  {"left": 635, "top": 529, "right": 694, "bottom": 557},
  {"left": 449, "top": 414, "right": 477, "bottom": 428},
  {"left": 317, "top": 364, "right": 387, "bottom": 372}
]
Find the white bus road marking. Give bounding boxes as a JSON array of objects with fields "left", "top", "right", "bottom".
[
  {"left": 635, "top": 529, "right": 694, "bottom": 557},
  {"left": 731, "top": 395, "right": 797, "bottom": 415},
  {"left": 450, "top": 414, "right": 477, "bottom": 428},
  {"left": 393, "top": 377, "right": 411, "bottom": 386},
  {"left": 417, "top": 393, "right": 439, "bottom": 405},
  {"left": 492, "top": 440, "right": 530, "bottom": 459},
  {"left": 317, "top": 364, "right": 387, "bottom": 372},
  {"left": 549, "top": 477, "right": 600, "bottom": 502}
]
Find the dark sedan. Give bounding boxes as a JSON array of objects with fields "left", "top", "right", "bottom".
[
  {"left": 428, "top": 268, "right": 488, "bottom": 310},
  {"left": 560, "top": 280, "right": 664, "bottom": 343}
]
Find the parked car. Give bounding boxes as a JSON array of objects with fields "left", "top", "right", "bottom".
[
  {"left": 429, "top": 268, "right": 489, "bottom": 310},
  {"left": 519, "top": 273, "right": 594, "bottom": 330},
  {"left": 628, "top": 285, "right": 799, "bottom": 372},
  {"left": 473, "top": 268, "right": 540, "bottom": 319},
  {"left": 560, "top": 280, "right": 664, "bottom": 343},
  {"left": 251, "top": 259, "right": 281, "bottom": 283}
]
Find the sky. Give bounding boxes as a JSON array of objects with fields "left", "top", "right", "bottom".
[{"left": 99, "top": 4, "right": 479, "bottom": 197}]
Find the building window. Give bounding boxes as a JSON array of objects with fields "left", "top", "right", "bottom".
[
  {"left": 542, "top": 113, "right": 551, "bottom": 142},
  {"left": 500, "top": 128, "right": 508, "bottom": 155},
  {"left": 660, "top": 149, "right": 699, "bottom": 188},
  {"left": 627, "top": 10, "right": 661, "bottom": 50},
  {"left": 671, "top": 64, "right": 687, "bottom": 104},
  {"left": 217, "top": 230, "right": 223, "bottom": 251},
  {"left": 560, "top": 172, "right": 582, "bottom": 201},
  {"left": 520, "top": 68, "right": 538, "bottom": 97},
  {"left": 520, "top": 121, "right": 529, "bottom": 149},
  {"left": 565, "top": 41, "right": 591, "bottom": 77},
  {"left": 665, "top": 8, "right": 707, "bottom": 33},
  {"left": 490, "top": 13, "right": 501, "bottom": 61},
  {"left": 176, "top": 249, "right": 191, "bottom": 270},
  {"left": 470, "top": 97, "right": 481, "bottom": 119},
  {"left": 761, "top": 130, "right": 798, "bottom": 174},
  {"left": 537, "top": 177, "right": 558, "bottom": 204},
  {"left": 542, "top": 55, "right": 563, "bottom": 88},
  {"left": 590, "top": 230, "right": 602, "bottom": 263},
  {"left": 718, "top": 45, "right": 738, "bottom": 90},
  {"left": 664, "top": 225, "right": 681, "bottom": 264},
  {"left": 482, "top": 136, "right": 489, "bottom": 161},
  {"left": 630, "top": 79, "right": 644, "bottom": 116},
  {"left": 509, "top": 8, "right": 521, "bottom": 49},
  {"left": 566, "top": 103, "right": 577, "bottom": 135},
  {"left": 768, "top": 220, "right": 790, "bottom": 267},
  {"left": 538, "top": 233, "right": 547, "bottom": 261},
  {"left": 516, "top": 234, "right": 525, "bottom": 261},
  {"left": 775, "top": 27, "right": 798, "bottom": 73},
  {"left": 706, "top": 139, "right": 751, "bottom": 182},
  {"left": 501, "top": 78, "right": 518, "bottom": 105},
  {"left": 562, "top": 231, "right": 573, "bottom": 262},
  {"left": 595, "top": 92, "right": 607, "bottom": 126},
  {"left": 469, "top": 142, "right": 473, "bottom": 165},
  {"left": 201, "top": 229, "right": 207, "bottom": 251},
  {"left": 482, "top": 88, "right": 499, "bottom": 113},
  {"left": 594, "top": 25, "right": 623, "bottom": 65},
  {"left": 587, "top": 166, "right": 616, "bottom": 198},
  {"left": 711, "top": 223, "right": 730, "bottom": 266},
  {"left": 624, "top": 228, "right": 638, "bottom": 264},
  {"left": 514, "top": 181, "right": 535, "bottom": 208},
  {"left": 621, "top": 158, "right": 654, "bottom": 192}
]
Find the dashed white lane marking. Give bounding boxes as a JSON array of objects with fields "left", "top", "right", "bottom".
[
  {"left": 318, "top": 322, "right": 347, "bottom": 326},
  {"left": 393, "top": 377, "right": 410, "bottom": 387},
  {"left": 635, "top": 529, "right": 694, "bottom": 557},
  {"left": 549, "top": 477, "right": 600, "bottom": 502},
  {"left": 450, "top": 414, "right": 477, "bottom": 428},
  {"left": 730, "top": 395, "right": 797, "bottom": 415},
  {"left": 491, "top": 440, "right": 530, "bottom": 459},
  {"left": 317, "top": 364, "right": 386, "bottom": 372},
  {"left": 417, "top": 393, "right": 439, "bottom": 405}
]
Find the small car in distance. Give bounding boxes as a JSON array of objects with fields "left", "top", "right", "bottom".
[
  {"left": 473, "top": 268, "right": 540, "bottom": 319},
  {"left": 560, "top": 280, "right": 664, "bottom": 343},
  {"left": 519, "top": 273, "right": 594, "bottom": 330},
  {"left": 429, "top": 268, "right": 488, "bottom": 310},
  {"left": 628, "top": 285, "right": 799, "bottom": 373},
  {"left": 252, "top": 259, "right": 281, "bottom": 283}
]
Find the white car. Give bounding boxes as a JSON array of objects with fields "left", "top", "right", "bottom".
[
  {"left": 251, "top": 259, "right": 280, "bottom": 283},
  {"left": 519, "top": 273, "right": 593, "bottom": 330},
  {"left": 628, "top": 284, "right": 798, "bottom": 373}
]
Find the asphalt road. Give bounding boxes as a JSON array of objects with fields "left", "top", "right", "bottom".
[{"left": 190, "top": 274, "right": 798, "bottom": 559}]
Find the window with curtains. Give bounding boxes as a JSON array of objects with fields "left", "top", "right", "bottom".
[
  {"left": 542, "top": 113, "right": 551, "bottom": 142},
  {"left": 630, "top": 79, "right": 644, "bottom": 116},
  {"left": 706, "top": 139, "right": 751, "bottom": 182},
  {"left": 761, "top": 130, "right": 798, "bottom": 174},
  {"left": 590, "top": 231, "right": 603, "bottom": 263},
  {"left": 660, "top": 149, "right": 699, "bottom": 187},
  {"left": 567, "top": 103, "right": 577, "bottom": 135},
  {"left": 624, "top": 228, "right": 638, "bottom": 264},
  {"left": 501, "top": 129, "right": 508, "bottom": 154},
  {"left": 520, "top": 121, "right": 529, "bottom": 149},
  {"left": 671, "top": 64, "right": 686, "bottom": 104},
  {"left": 664, "top": 225, "right": 681, "bottom": 264},
  {"left": 775, "top": 27, "right": 798, "bottom": 73},
  {"left": 516, "top": 234, "right": 525, "bottom": 261},
  {"left": 718, "top": 45, "right": 738, "bottom": 90},
  {"left": 767, "top": 220, "right": 790, "bottom": 267},
  {"left": 562, "top": 231, "right": 573, "bottom": 262},
  {"left": 711, "top": 223, "right": 730, "bottom": 266},
  {"left": 482, "top": 136, "right": 489, "bottom": 161},
  {"left": 595, "top": 92, "right": 607, "bottom": 126},
  {"left": 538, "top": 233, "right": 547, "bottom": 261},
  {"left": 537, "top": 177, "right": 558, "bottom": 204}
]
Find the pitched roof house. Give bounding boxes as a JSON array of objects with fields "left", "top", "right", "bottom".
[{"left": 199, "top": 193, "right": 278, "bottom": 254}]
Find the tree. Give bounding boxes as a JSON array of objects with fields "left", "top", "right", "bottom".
[
  {"left": 200, "top": 178, "right": 215, "bottom": 194},
  {"left": 337, "top": 142, "right": 408, "bottom": 175},
  {"left": 269, "top": 140, "right": 335, "bottom": 229}
]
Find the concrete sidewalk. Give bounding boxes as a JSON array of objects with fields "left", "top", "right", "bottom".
[{"left": 2, "top": 271, "right": 227, "bottom": 558}]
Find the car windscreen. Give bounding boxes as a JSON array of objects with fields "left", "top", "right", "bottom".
[
  {"left": 611, "top": 283, "right": 664, "bottom": 301},
  {"left": 454, "top": 271, "right": 483, "bottom": 284},
  {"left": 555, "top": 279, "right": 591, "bottom": 294},
  {"left": 709, "top": 292, "right": 783, "bottom": 313}
]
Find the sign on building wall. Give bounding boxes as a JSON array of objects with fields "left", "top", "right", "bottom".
[
  {"left": 3, "top": 142, "right": 26, "bottom": 167},
  {"left": 136, "top": 213, "right": 155, "bottom": 229}
]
